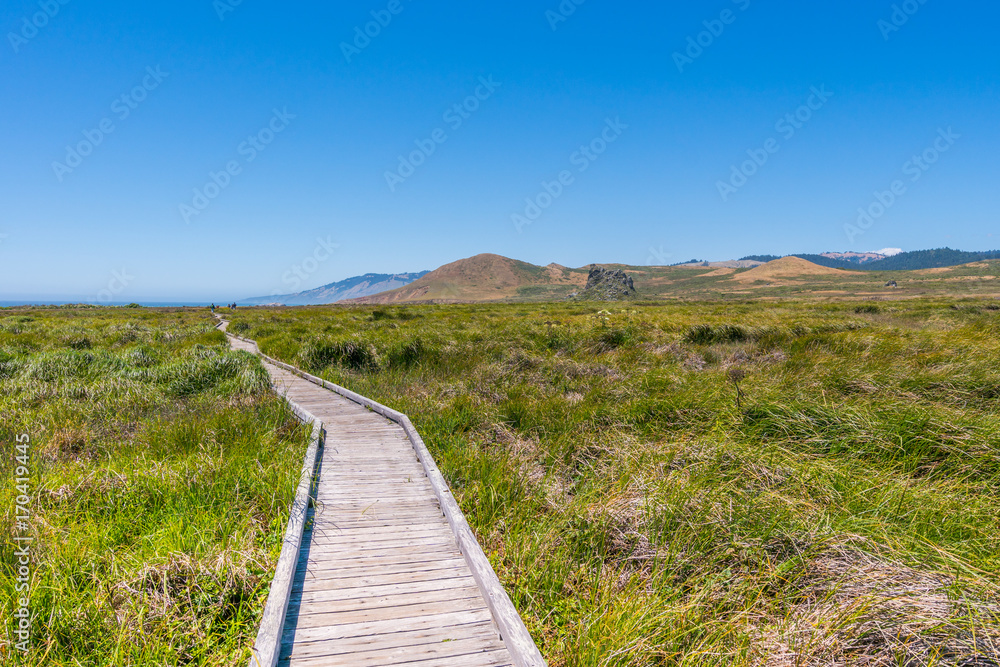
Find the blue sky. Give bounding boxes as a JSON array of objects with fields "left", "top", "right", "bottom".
[{"left": 1, "top": 0, "right": 997, "bottom": 302}]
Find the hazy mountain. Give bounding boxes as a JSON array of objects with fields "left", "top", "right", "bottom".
[{"left": 242, "top": 272, "right": 430, "bottom": 306}]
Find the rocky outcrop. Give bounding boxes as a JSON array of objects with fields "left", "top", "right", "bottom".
[{"left": 578, "top": 265, "right": 636, "bottom": 300}]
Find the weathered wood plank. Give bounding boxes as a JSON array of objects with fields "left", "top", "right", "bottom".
[
  {"left": 288, "top": 585, "right": 486, "bottom": 618},
  {"left": 291, "top": 566, "right": 473, "bottom": 594},
  {"left": 296, "top": 576, "right": 479, "bottom": 605},
  {"left": 282, "top": 635, "right": 510, "bottom": 666},
  {"left": 289, "top": 596, "right": 490, "bottom": 630},
  {"left": 283, "top": 620, "right": 499, "bottom": 660},
  {"left": 305, "top": 548, "right": 464, "bottom": 569},
  {"left": 280, "top": 608, "right": 496, "bottom": 647},
  {"left": 304, "top": 537, "right": 458, "bottom": 556}
]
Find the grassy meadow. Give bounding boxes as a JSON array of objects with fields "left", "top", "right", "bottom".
[
  {"left": 225, "top": 300, "right": 1000, "bottom": 667},
  {"left": 0, "top": 308, "right": 309, "bottom": 666}
]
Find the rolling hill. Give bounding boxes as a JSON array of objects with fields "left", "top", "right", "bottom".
[
  {"left": 731, "top": 256, "right": 858, "bottom": 283},
  {"left": 346, "top": 254, "right": 588, "bottom": 304}
]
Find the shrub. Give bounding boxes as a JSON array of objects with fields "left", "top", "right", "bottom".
[
  {"left": 388, "top": 338, "right": 436, "bottom": 369},
  {"left": 684, "top": 324, "right": 750, "bottom": 345},
  {"left": 66, "top": 336, "right": 92, "bottom": 350},
  {"left": 298, "top": 338, "right": 380, "bottom": 372},
  {"left": 163, "top": 354, "right": 268, "bottom": 397}
]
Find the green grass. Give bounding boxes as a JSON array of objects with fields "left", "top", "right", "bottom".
[
  {"left": 228, "top": 301, "right": 1000, "bottom": 666},
  {"left": 0, "top": 309, "right": 308, "bottom": 666}
]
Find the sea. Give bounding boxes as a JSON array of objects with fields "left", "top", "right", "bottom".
[{"left": 0, "top": 300, "right": 217, "bottom": 308}]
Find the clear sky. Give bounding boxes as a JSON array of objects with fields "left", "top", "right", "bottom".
[{"left": 1, "top": 0, "right": 997, "bottom": 302}]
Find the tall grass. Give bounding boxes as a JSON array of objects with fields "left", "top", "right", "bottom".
[
  {"left": 0, "top": 309, "right": 308, "bottom": 666},
  {"left": 229, "top": 301, "right": 1000, "bottom": 666}
]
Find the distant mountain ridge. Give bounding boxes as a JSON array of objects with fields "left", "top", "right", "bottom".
[
  {"left": 737, "top": 248, "right": 1000, "bottom": 272},
  {"left": 795, "top": 248, "right": 1000, "bottom": 271},
  {"left": 820, "top": 251, "right": 889, "bottom": 264},
  {"left": 240, "top": 247, "right": 1000, "bottom": 307},
  {"left": 242, "top": 271, "right": 430, "bottom": 306}
]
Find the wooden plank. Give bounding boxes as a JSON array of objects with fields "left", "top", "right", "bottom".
[
  {"left": 311, "top": 516, "right": 447, "bottom": 530},
  {"left": 306, "top": 522, "right": 449, "bottom": 538},
  {"left": 296, "top": 576, "right": 478, "bottom": 605},
  {"left": 283, "top": 620, "right": 498, "bottom": 660},
  {"left": 303, "top": 540, "right": 460, "bottom": 561},
  {"left": 309, "top": 528, "right": 455, "bottom": 546},
  {"left": 292, "top": 566, "right": 472, "bottom": 593},
  {"left": 305, "top": 548, "right": 464, "bottom": 569},
  {"left": 315, "top": 500, "right": 440, "bottom": 511},
  {"left": 294, "top": 559, "right": 471, "bottom": 584},
  {"left": 280, "top": 608, "right": 495, "bottom": 646},
  {"left": 283, "top": 635, "right": 510, "bottom": 666},
  {"left": 288, "top": 586, "right": 486, "bottom": 618},
  {"left": 311, "top": 509, "right": 444, "bottom": 523},
  {"left": 307, "top": 534, "right": 457, "bottom": 552},
  {"left": 290, "top": 596, "right": 490, "bottom": 630},
  {"left": 313, "top": 510, "right": 443, "bottom": 521},
  {"left": 318, "top": 486, "right": 434, "bottom": 495}
]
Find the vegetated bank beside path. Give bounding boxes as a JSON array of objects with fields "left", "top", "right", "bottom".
[{"left": 221, "top": 302, "right": 1000, "bottom": 667}]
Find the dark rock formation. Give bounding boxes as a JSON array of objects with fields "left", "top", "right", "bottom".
[{"left": 578, "top": 265, "right": 636, "bottom": 300}]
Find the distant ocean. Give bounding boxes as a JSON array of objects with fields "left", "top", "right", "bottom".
[{"left": 0, "top": 301, "right": 216, "bottom": 308}]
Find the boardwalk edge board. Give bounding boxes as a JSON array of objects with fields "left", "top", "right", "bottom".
[
  {"left": 218, "top": 319, "right": 547, "bottom": 667},
  {"left": 249, "top": 406, "right": 323, "bottom": 667}
]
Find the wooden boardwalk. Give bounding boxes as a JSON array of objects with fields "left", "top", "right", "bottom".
[{"left": 220, "top": 323, "right": 543, "bottom": 667}]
